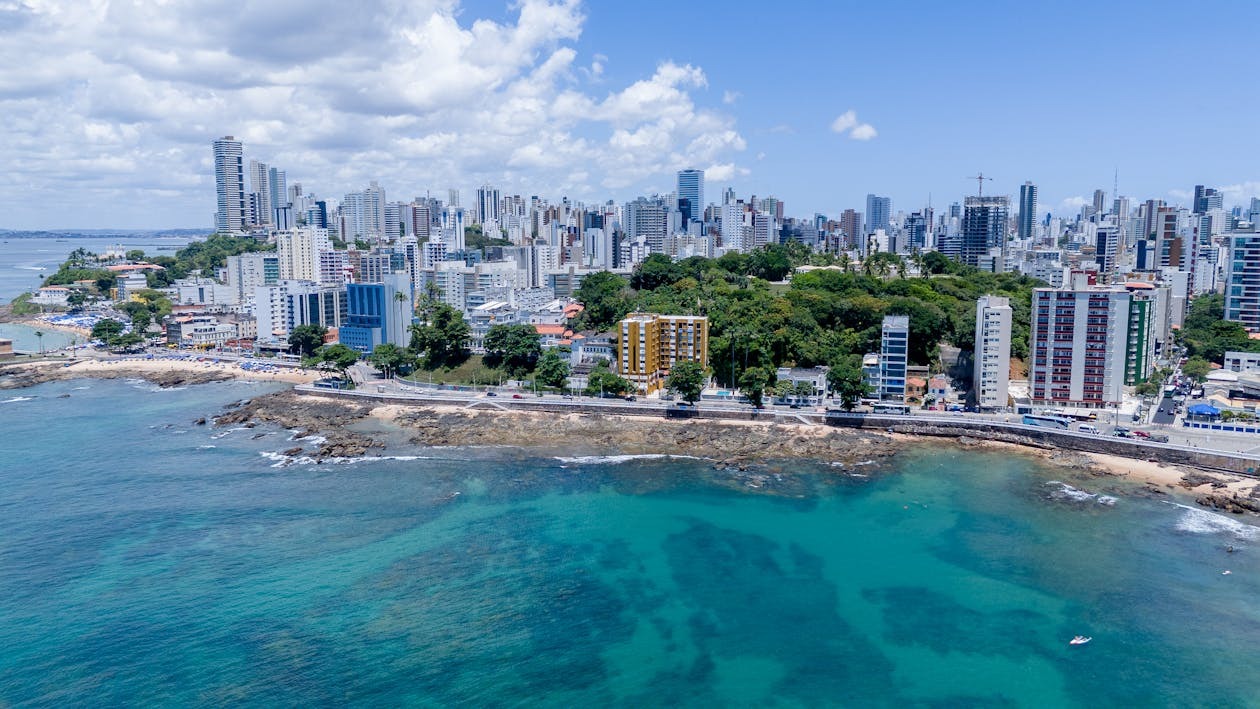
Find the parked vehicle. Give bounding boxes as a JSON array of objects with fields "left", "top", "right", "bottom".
[
  {"left": 1132, "top": 430, "right": 1151, "bottom": 439},
  {"left": 1078, "top": 424, "right": 1100, "bottom": 434},
  {"left": 512, "top": 394, "right": 524, "bottom": 399},
  {"left": 1149, "top": 433, "right": 1169, "bottom": 443}
]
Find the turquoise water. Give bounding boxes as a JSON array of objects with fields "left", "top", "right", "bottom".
[
  {"left": 2, "top": 380, "right": 1260, "bottom": 706},
  {"left": 0, "top": 323, "right": 77, "bottom": 353}
]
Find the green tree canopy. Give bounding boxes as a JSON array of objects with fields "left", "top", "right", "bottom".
[
  {"left": 483, "top": 323, "right": 542, "bottom": 378},
  {"left": 535, "top": 349, "right": 572, "bottom": 389},
  {"left": 573, "top": 270, "right": 632, "bottom": 331},
  {"left": 288, "top": 324, "right": 329, "bottom": 357},
  {"left": 91, "top": 318, "right": 125, "bottom": 343},
  {"left": 367, "top": 343, "right": 417, "bottom": 379},
  {"left": 1182, "top": 357, "right": 1212, "bottom": 383},
  {"left": 305, "top": 343, "right": 359, "bottom": 379},
  {"left": 826, "top": 354, "right": 870, "bottom": 410},
  {"left": 409, "top": 301, "right": 471, "bottom": 369},
  {"left": 585, "top": 361, "right": 632, "bottom": 397},
  {"left": 738, "top": 366, "right": 772, "bottom": 408},
  {"left": 665, "top": 360, "right": 707, "bottom": 403}
]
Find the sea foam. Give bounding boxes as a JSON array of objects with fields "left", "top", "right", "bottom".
[{"left": 1172, "top": 503, "right": 1260, "bottom": 540}]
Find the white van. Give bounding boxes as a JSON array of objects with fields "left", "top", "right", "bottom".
[{"left": 1078, "top": 424, "right": 1099, "bottom": 434}]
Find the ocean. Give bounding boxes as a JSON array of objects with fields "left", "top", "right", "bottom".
[
  {"left": 1, "top": 379, "right": 1258, "bottom": 706},
  {"left": 0, "top": 235, "right": 197, "bottom": 352}
]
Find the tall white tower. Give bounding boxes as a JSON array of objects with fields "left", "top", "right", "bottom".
[{"left": 213, "top": 136, "right": 246, "bottom": 232}]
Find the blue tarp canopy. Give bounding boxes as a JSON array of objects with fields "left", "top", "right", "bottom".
[{"left": 1186, "top": 403, "right": 1221, "bottom": 416}]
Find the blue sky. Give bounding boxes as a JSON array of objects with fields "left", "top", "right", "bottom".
[
  {"left": 562, "top": 0, "right": 1260, "bottom": 216},
  {"left": 1, "top": 0, "right": 1257, "bottom": 229}
]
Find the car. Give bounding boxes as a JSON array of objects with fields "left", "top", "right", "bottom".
[
  {"left": 1132, "top": 430, "right": 1151, "bottom": 439},
  {"left": 946, "top": 404, "right": 965, "bottom": 412},
  {"left": 563, "top": 394, "right": 573, "bottom": 399},
  {"left": 485, "top": 391, "right": 498, "bottom": 397},
  {"left": 789, "top": 404, "right": 801, "bottom": 409},
  {"left": 624, "top": 395, "right": 637, "bottom": 401},
  {"left": 512, "top": 394, "right": 524, "bottom": 399}
]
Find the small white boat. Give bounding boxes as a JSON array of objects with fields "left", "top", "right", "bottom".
[{"left": 1069, "top": 636, "right": 1092, "bottom": 646}]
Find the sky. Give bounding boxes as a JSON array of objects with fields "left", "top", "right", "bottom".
[{"left": 2, "top": 0, "right": 1260, "bottom": 230}]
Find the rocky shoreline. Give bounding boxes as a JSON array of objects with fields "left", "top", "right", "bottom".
[
  {"left": 0, "top": 360, "right": 235, "bottom": 390},
  {"left": 213, "top": 389, "right": 905, "bottom": 471},
  {"left": 209, "top": 389, "right": 1260, "bottom": 516}
]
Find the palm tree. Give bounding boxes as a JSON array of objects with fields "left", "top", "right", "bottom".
[
  {"left": 838, "top": 253, "right": 852, "bottom": 273},
  {"left": 34, "top": 330, "right": 43, "bottom": 356}
]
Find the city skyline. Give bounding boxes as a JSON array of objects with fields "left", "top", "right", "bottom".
[{"left": 3, "top": 0, "right": 1260, "bottom": 229}]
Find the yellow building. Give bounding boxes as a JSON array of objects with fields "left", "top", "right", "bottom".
[{"left": 617, "top": 313, "right": 708, "bottom": 394}]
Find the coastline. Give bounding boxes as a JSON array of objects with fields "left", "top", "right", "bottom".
[
  {"left": 5, "top": 360, "right": 1259, "bottom": 513},
  {"left": 0, "top": 357, "right": 319, "bottom": 390}
]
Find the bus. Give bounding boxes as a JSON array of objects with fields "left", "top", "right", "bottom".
[
  {"left": 872, "top": 403, "right": 911, "bottom": 415},
  {"left": 1022, "top": 414, "right": 1073, "bottom": 430},
  {"left": 1046, "top": 408, "right": 1098, "bottom": 422}
]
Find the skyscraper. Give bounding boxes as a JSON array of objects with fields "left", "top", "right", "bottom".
[
  {"left": 249, "top": 160, "right": 272, "bottom": 227},
  {"left": 475, "top": 184, "right": 501, "bottom": 226},
  {"left": 1092, "top": 189, "right": 1107, "bottom": 217},
  {"left": 840, "top": 209, "right": 862, "bottom": 248},
  {"left": 212, "top": 136, "right": 246, "bottom": 233},
  {"left": 865, "top": 194, "right": 891, "bottom": 234},
  {"left": 676, "top": 169, "right": 704, "bottom": 226},
  {"left": 1017, "top": 181, "right": 1038, "bottom": 241},
  {"left": 1192, "top": 185, "right": 1222, "bottom": 214},
  {"left": 960, "top": 196, "right": 1010, "bottom": 271}
]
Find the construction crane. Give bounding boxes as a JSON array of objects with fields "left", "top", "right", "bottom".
[{"left": 967, "top": 173, "right": 992, "bottom": 197}]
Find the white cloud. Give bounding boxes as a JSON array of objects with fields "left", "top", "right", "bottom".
[
  {"left": 849, "top": 123, "right": 877, "bottom": 141},
  {"left": 1218, "top": 181, "right": 1260, "bottom": 207},
  {"left": 830, "top": 111, "right": 858, "bottom": 134},
  {"left": 722, "top": 90, "right": 740, "bottom": 105},
  {"left": 1057, "top": 196, "right": 1089, "bottom": 213},
  {"left": 0, "top": 0, "right": 747, "bottom": 228},
  {"left": 830, "top": 109, "right": 876, "bottom": 141}
]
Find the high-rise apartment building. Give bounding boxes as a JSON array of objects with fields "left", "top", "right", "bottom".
[
  {"left": 865, "top": 194, "right": 891, "bottom": 235},
  {"left": 878, "top": 315, "right": 909, "bottom": 402},
  {"left": 676, "top": 169, "right": 704, "bottom": 226},
  {"left": 624, "top": 198, "right": 669, "bottom": 253},
  {"left": 961, "top": 196, "right": 1010, "bottom": 271},
  {"left": 1029, "top": 285, "right": 1131, "bottom": 406},
  {"left": 1092, "top": 189, "right": 1107, "bottom": 218},
  {"left": 1017, "top": 182, "right": 1038, "bottom": 241},
  {"left": 616, "top": 313, "right": 709, "bottom": 395},
  {"left": 276, "top": 228, "right": 333, "bottom": 282},
  {"left": 249, "top": 160, "right": 272, "bottom": 227},
  {"left": 476, "top": 184, "right": 501, "bottom": 226},
  {"left": 224, "top": 251, "right": 279, "bottom": 302},
  {"left": 973, "top": 295, "right": 1012, "bottom": 410},
  {"left": 1225, "top": 231, "right": 1260, "bottom": 332},
  {"left": 212, "top": 136, "right": 247, "bottom": 233},
  {"left": 840, "top": 209, "right": 862, "bottom": 248}
]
